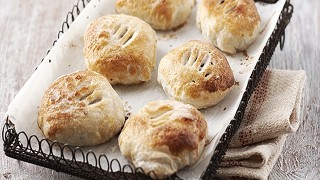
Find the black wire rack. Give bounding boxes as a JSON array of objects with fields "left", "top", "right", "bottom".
[{"left": 2, "top": 0, "right": 293, "bottom": 179}]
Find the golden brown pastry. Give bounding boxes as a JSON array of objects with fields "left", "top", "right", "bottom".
[
  {"left": 158, "top": 40, "right": 235, "bottom": 109},
  {"left": 38, "top": 70, "right": 125, "bottom": 146},
  {"left": 118, "top": 100, "right": 208, "bottom": 179},
  {"left": 84, "top": 14, "right": 157, "bottom": 85},
  {"left": 196, "top": 0, "right": 261, "bottom": 54},
  {"left": 115, "top": 0, "right": 195, "bottom": 30}
]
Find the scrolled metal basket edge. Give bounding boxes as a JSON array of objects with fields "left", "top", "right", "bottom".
[{"left": 201, "top": 0, "right": 293, "bottom": 179}]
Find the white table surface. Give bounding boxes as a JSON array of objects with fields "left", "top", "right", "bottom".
[{"left": 0, "top": 0, "right": 319, "bottom": 179}]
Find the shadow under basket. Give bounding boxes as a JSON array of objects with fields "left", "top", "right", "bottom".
[{"left": 2, "top": 0, "right": 293, "bottom": 179}]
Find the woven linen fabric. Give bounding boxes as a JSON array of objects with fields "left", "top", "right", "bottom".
[{"left": 216, "top": 69, "right": 306, "bottom": 180}]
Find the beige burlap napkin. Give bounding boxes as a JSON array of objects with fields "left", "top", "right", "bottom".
[{"left": 216, "top": 69, "right": 306, "bottom": 180}]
